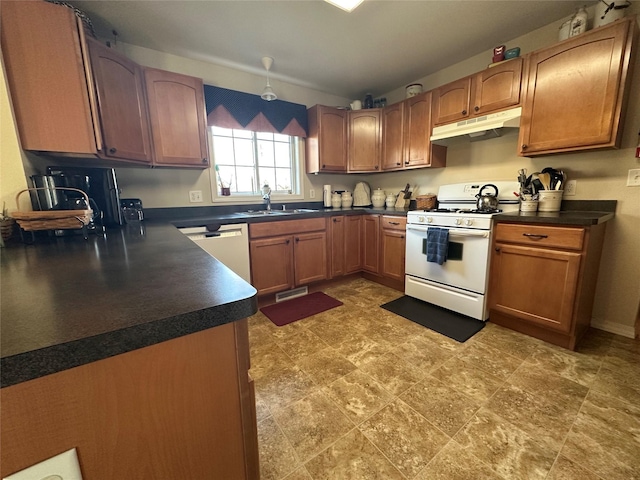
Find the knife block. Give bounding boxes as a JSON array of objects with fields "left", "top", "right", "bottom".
[{"left": 395, "top": 192, "right": 410, "bottom": 209}]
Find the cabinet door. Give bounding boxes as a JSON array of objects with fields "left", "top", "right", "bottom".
[
  {"left": 381, "top": 228, "right": 406, "bottom": 282},
  {"left": 345, "top": 216, "right": 363, "bottom": 273},
  {"left": 381, "top": 102, "right": 404, "bottom": 171},
  {"left": 144, "top": 68, "right": 209, "bottom": 167},
  {"left": 404, "top": 92, "right": 446, "bottom": 168},
  {"left": 348, "top": 110, "right": 382, "bottom": 172},
  {"left": 518, "top": 18, "right": 634, "bottom": 156},
  {"left": 306, "top": 105, "right": 347, "bottom": 173},
  {"left": 1, "top": 1, "right": 99, "bottom": 154},
  {"left": 473, "top": 57, "right": 523, "bottom": 115},
  {"left": 362, "top": 215, "right": 380, "bottom": 274},
  {"left": 489, "top": 243, "right": 581, "bottom": 333},
  {"left": 249, "top": 236, "right": 294, "bottom": 295},
  {"left": 293, "top": 232, "right": 327, "bottom": 285},
  {"left": 86, "top": 38, "right": 153, "bottom": 164},
  {"left": 432, "top": 77, "right": 471, "bottom": 125},
  {"left": 329, "top": 216, "right": 345, "bottom": 278}
]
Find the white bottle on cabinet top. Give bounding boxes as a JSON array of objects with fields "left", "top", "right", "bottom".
[{"left": 570, "top": 6, "right": 588, "bottom": 37}]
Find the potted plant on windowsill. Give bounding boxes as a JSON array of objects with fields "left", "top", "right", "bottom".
[{"left": 0, "top": 202, "right": 16, "bottom": 245}]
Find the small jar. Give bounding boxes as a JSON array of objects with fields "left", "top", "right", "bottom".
[
  {"left": 331, "top": 192, "right": 342, "bottom": 208},
  {"left": 385, "top": 193, "right": 396, "bottom": 208},
  {"left": 558, "top": 19, "right": 571, "bottom": 41},
  {"left": 341, "top": 191, "right": 353, "bottom": 208},
  {"left": 371, "top": 189, "right": 386, "bottom": 208}
]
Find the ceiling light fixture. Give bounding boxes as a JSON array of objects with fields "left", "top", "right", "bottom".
[
  {"left": 260, "top": 56, "right": 277, "bottom": 102},
  {"left": 324, "top": 0, "right": 364, "bottom": 13}
]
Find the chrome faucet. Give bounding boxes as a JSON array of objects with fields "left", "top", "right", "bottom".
[{"left": 262, "top": 184, "right": 272, "bottom": 211}]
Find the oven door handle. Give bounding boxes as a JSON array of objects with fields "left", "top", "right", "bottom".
[{"left": 407, "top": 225, "right": 490, "bottom": 238}]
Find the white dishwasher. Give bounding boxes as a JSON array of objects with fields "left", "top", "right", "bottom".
[{"left": 179, "top": 223, "right": 251, "bottom": 282}]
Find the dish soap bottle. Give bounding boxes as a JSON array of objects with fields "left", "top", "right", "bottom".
[{"left": 570, "top": 6, "right": 588, "bottom": 37}]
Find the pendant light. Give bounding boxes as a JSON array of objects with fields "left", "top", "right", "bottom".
[{"left": 260, "top": 56, "right": 277, "bottom": 102}]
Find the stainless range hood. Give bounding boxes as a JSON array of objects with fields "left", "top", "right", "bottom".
[{"left": 430, "top": 107, "right": 521, "bottom": 144}]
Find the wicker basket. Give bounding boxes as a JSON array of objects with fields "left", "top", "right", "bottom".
[
  {"left": 12, "top": 187, "right": 93, "bottom": 232},
  {"left": 416, "top": 194, "right": 437, "bottom": 210}
]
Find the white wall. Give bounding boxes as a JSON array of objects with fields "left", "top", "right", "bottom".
[{"left": 0, "top": 58, "right": 29, "bottom": 214}]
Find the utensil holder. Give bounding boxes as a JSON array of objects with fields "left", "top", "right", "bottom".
[
  {"left": 520, "top": 200, "right": 538, "bottom": 212},
  {"left": 538, "top": 190, "right": 563, "bottom": 212}
]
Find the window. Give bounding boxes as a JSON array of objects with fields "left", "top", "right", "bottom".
[{"left": 210, "top": 126, "right": 302, "bottom": 198}]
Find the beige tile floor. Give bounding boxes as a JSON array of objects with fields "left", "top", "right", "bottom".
[{"left": 249, "top": 278, "right": 640, "bottom": 480}]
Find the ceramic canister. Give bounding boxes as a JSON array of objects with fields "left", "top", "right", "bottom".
[
  {"left": 331, "top": 192, "right": 342, "bottom": 208},
  {"left": 385, "top": 193, "right": 396, "bottom": 208},
  {"left": 371, "top": 189, "right": 386, "bottom": 208},
  {"left": 341, "top": 191, "right": 353, "bottom": 208}
]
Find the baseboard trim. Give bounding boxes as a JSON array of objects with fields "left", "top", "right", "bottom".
[{"left": 591, "top": 319, "right": 635, "bottom": 338}]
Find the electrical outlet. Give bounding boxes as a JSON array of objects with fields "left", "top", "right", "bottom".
[
  {"left": 4, "top": 448, "right": 83, "bottom": 480},
  {"left": 309, "top": 189, "right": 315, "bottom": 199},
  {"left": 564, "top": 180, "right": 577, "bottom": 196},
  {"left": 626, "top": 168, "right": 640, "bottom": 187},
  {"left": 189, "top": 190, "right": 203, "bottom": 203}
]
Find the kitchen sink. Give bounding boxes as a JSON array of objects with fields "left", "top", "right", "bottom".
[
  {"left": 235, "top": 208, "right": 319, "bottom": 217},
  {"left": 291, "top": 209, "right": 319, "bottom": 213},
  {"left": 235, "top": 210, "right": 293, "bottom": 217}
]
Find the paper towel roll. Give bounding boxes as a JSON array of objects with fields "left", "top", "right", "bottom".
[{"left": 323, "top": 185, "right": 332, "bottom": 207}]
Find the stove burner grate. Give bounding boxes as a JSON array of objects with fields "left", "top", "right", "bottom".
[{"left": 424, "top": 208, "right": 503, "bottom": 214}]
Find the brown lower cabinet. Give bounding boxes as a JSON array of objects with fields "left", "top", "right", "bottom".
[
  {"left": 380, "top": 216, "right": 407, "bottom": 283},
  {"left": 362, "top": 215, "right": 381, "bottom": 274},
  {"left": 488, "top": 222, "right": 607, "bottom": 350},
  {"left": 0, "top": 321, "right": 259, "bottom": 479},
  {"left": 249, "top": 218, "right": 328, "bottom": 295},
  {"left": 251, "top": 214, "right": 407, "bottom": 297}
]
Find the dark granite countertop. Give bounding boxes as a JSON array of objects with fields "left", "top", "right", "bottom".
[
  {"left": 159, "top": 205, "right": 408, "bottom": 229},
  {"left": 0, "top": 222, "right": 258, "bottom": 388},
  {"left": 494, "top": 200, "right": 617, "bottom": 226}
]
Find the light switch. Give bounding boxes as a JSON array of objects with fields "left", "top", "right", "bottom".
[{"left": 3, "top": 448, "right": 83, "bottom": 480}]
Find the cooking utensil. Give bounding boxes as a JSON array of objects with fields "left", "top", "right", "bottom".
[
  {"left": 475, "top": 184, "right": 500, "bottom": 211},
  {"left": 538, "top": 172, "right": 551, "bottom": 190},
  {"left": 518, "top": 169, "right": 527, "bottom": 189}
]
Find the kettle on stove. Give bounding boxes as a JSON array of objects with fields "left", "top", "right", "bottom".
[{"left": 475, "top": 184, "right": 500, "bottom": 211}]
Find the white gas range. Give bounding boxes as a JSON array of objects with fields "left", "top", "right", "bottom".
[{"left": 405, "top": 181, "right": 520, "bottom": 320}]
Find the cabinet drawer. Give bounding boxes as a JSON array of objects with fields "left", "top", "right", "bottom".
[
  {"left": 249, "top": 217, "right": 326, "bottom": 239},
  {"left": 380, "top": 216, "right": 407, "bottom": 231},
  {"left": 495, "top": 223, "right": 585, "bottom": 251}
]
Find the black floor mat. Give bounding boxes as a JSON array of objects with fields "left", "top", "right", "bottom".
[{"left": 381, "top": 296, "right": 485, "bottom": 343}]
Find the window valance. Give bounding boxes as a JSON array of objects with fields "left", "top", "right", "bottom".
[{"left": 203, "top": 85, "right": 308, "bottom": 138}]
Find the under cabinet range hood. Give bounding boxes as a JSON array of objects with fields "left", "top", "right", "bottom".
[{"left": 430, "top": 107, "right": 522, "bottom": 144}]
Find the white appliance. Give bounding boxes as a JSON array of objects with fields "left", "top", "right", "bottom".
[
  {"left": 430, "top": 107, "right": 521, "bottom": 144},
  {"left": 179, "top": 223, "right": 251, "bottom": 282},
  {"left": 405, "top": 181, "right": 520, "bottom": 320}
]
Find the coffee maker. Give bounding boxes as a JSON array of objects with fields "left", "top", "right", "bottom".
[{"left": 31, "top": 166, "right": 125, "bottom": 230}]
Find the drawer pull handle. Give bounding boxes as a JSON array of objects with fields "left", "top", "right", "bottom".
[
  {"left": 389, "top": 221, "right": 400, "bottom": 225},
  {"left": 523, "top": 233, "right": 548, "bottom": 240}
]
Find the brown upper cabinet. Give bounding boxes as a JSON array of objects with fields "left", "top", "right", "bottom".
[
  {"left": 348, "top": 109, "right": 382, "bottom": 172},
  {"left": 432, "top": 57, "right": 523, "bottom": 126},
  {"left": 306, "top": 105, "right": 348, "bottom": 173},
  {"left": 1, "top": 1, "right": 208, "bottom": 168},
  {"left": 382, "top": 92, "right": 446, "bottom": 171},
  {"left": 144, "top": 68, "right": 209, "bottom": 167},
  {"left": 518, "top": 17, "right": 636, "bottom": 156},
  {"left": 85, "top": 38, "right": 153, "bottom": 164}
]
